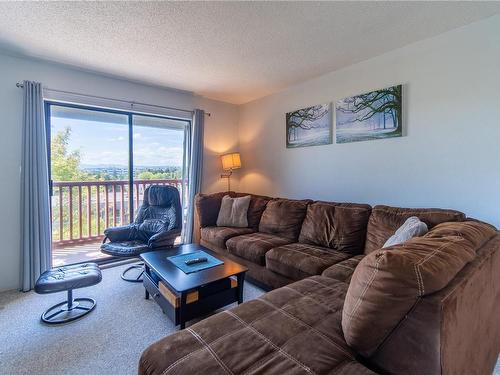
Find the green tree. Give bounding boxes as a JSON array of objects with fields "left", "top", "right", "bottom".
[
  {"left": 137, "top": 171, "right": 155, "bottom": 180},
  {"left": 51, "top": 127, "right": 88, "bottom": 181},
  {"left": 136, "top": 169, "right": 182, "bottom": 180}
]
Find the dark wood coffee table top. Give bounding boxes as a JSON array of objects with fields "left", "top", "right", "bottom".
[{"left": 140, "top": 244, "right": 248, "bottom": 293}]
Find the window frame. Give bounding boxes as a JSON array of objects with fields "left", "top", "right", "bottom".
[{"left": 44, "top": 99, "right": 190, "bottom": 226}]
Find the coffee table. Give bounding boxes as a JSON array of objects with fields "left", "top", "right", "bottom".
[{"left": 140, "top": 244, "right": 248, "bottom": 329}]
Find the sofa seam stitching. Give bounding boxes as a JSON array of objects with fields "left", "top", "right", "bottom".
[
  {"left": 277, "top": 245, "right": 347, "bottom": 263},
  {"left": 159, "top": 317, "right": 257, "bottom": 374},
  {"left": 224, "top": 310, "right": 314, "bottom": 374},
  {"left": 159, "top": 295, "right": 321, "bottom": 374},
  {"left": 344, "top": 255, "right": 382, "bottom": 332},
  {"left": 414, "top": 237, "right": 463, "bottom": 296},
  {"left": 186, "top": 327, "right": 234, "bottom": 375},
  {"left": 257, "top": 297, "right": 354, "bottom": 359}
]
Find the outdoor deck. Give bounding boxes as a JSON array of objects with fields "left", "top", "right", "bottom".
[
  {"left": 52, "top": 236, "right": 182, "bottom": 267},
  {"left": 52, "top": 240, "right": 108, "bottom": 267}
]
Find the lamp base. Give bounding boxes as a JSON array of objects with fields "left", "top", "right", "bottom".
[{"left": 221, "top": 170, "right": 233, "bottom": 191}]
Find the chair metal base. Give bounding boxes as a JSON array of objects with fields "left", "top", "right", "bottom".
[
  {"left": 121, "top": 263, "right": 144, "bottom": 282},
  {"left": 41, "top": 290, "right": 96, "bottom": 325}
]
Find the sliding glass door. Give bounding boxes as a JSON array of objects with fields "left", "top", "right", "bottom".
[
  {"left": 132, "top": 115, "right": 186, "bottom": 212},
  {"left": 46, "top": 102, "right": 189, "bottom": 266}
]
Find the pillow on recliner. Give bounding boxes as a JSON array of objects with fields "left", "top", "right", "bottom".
[{"left": 216, "top": 195, "right": 251, "bottom": 228}]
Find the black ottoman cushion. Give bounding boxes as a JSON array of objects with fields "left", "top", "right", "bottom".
[
  {"left": 35, "top": 263, "right": 102, "bottom": 294},
  {"left": 100, "top": 240, "right": 150, "bottom": 257}
]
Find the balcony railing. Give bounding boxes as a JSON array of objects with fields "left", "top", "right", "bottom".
[{"left": 51, "top": 179, "right": 184, "bottom": 247}]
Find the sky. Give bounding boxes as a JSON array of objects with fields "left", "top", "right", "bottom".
[{"left": 51, "top": 116, "right": 185, "bottom": 167}]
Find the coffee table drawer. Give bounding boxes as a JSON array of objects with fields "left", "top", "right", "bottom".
[
  {"left": 159, "top": 281, "right": 198, "bottom": 308},
  {"left": 143, "top": 272, "right": 178, "bottom": 322}
]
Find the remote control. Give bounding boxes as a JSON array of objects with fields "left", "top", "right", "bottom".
[{"left": 185, "top": 257, "right": 208, "bottom": 266}]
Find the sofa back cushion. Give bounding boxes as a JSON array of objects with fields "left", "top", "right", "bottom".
[
  {"left": 195, "top": 192, "right": 232, "bottom": 228},
  {"left": 364, "top": 205, "right": 466, "bottom": 254},
  {"left": 259, "top": 198, "right": 311, "bottom": 240},
  {"left": 196, "top": 192, "right": 271, "bottom": 229},
  {"left": 299, "top": 202, "right": 371, "bottom": 254},
  {"left": 235, "top": 193, "right": 272, "bottom": 229},
  {"left": 342, "top": 220, "right": 496, "bottom": 357}
]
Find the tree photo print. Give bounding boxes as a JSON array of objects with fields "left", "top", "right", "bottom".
[
  {"left": 335, "top": 84, "right": 402, "bottom": 144},
  {"left": 286, "top": 103, "right": 332, "bottom": 148}
]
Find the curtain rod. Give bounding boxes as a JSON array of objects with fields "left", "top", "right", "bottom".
[{"left": 15, "top": 82, "right": 211, "bottom": 117}]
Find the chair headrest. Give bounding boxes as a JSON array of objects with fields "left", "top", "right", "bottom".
[{"left": 144, "top": 185, "right": 180, "bottom": 207}]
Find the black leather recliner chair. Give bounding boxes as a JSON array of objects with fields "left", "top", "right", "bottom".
[{"left": 101, "top": 185, "right": 182, "bottom": 282}]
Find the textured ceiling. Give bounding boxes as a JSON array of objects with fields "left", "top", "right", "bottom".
[{"left": 0, "top": 2, "right": 499, "bottom": 104}]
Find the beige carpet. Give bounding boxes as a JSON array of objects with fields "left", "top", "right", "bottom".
[
  {"left": 1, "top": 264, "right": 499, "bottom": 375},
  {"left": 0, "top": 264, "right": 264, "bottom": 375}
]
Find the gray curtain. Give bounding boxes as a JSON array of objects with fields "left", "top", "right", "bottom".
[
  {"left": 182, "top": 109, "right": 204, "bottom": 243},
  {"left": 21, "top": 80, "right": 52, "bottom": 291}
]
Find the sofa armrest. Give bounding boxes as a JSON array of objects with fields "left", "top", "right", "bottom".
[{"left": 366, "top": 234, "right": 500, "bottom": 375}]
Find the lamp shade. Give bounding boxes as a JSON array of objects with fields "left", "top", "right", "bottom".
[{"left": 221, "top": 152, "right": 242, "bottom": 171}]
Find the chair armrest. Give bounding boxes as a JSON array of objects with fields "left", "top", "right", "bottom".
[
  {"left": 104, "top": 225, "right": 136, "bottom": 242},
  {"left": 148, "top": 230, "right": 181, "bottom": 248}
]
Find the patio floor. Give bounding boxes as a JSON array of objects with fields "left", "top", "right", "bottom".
[
  {"left": 52, "top": 240, "right": 109, "bottom": 267},
  {"left": 52, "top": 236, "right": 182, "bottom": 267}
]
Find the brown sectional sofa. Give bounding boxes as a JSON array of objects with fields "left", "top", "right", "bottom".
[
  {"left": 196, "top": 193, "right": 374, "bottom": 289},
  {"left": 139, "top": 192, "right": 500, "bottom": 375}
]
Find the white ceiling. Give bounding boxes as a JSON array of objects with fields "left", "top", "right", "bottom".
[{"left": 0, "top": 2, "right": 499, "bottom": 105}]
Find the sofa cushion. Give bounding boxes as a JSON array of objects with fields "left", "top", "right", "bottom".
[
  {"left": 139, "top": 275, "right": 377, "bottom": 375},
  {"left": 364, "top": 205, "right": 466, "bottom": 254},
  {"left": 322, "top": 255, "right": 365, "bottom": 284},
  {"left": 299, "top": 202, "right": 371, "bottom": 254},
  {"left": 266, "top": 243, "right": 352, "bottom": 280},
  {"left": 226, "top": 233, "right": 293, "bottom": 265},
  {"left": 200, "top": 226, "right": 255, "bottom": 249},
  {"left": 235, "top": 193, "right": 272, "bottom": 229},
  {"left": 259, "top": 198, "right": 311, "bottom": 240},
  {"left": 195, "top": 192, "right": 234, "bottom": 227},
  {"left": 342, "top": 220, "right": 496, "bottom": 357}
]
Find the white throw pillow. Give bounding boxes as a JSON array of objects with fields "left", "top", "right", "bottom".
[
  {"left": 216, "top": 195, "right": 251, "bottom": 228},
  {"left": 383, "top": 216, "right": 428, "bottom": 248}
]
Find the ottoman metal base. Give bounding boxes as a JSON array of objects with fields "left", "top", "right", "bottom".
[
  {"left": 41, "top": 290, "right": 96, "bottom": 325},
  {"left": 121, "top": 263, "right": 144, "bottom": 282}
]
